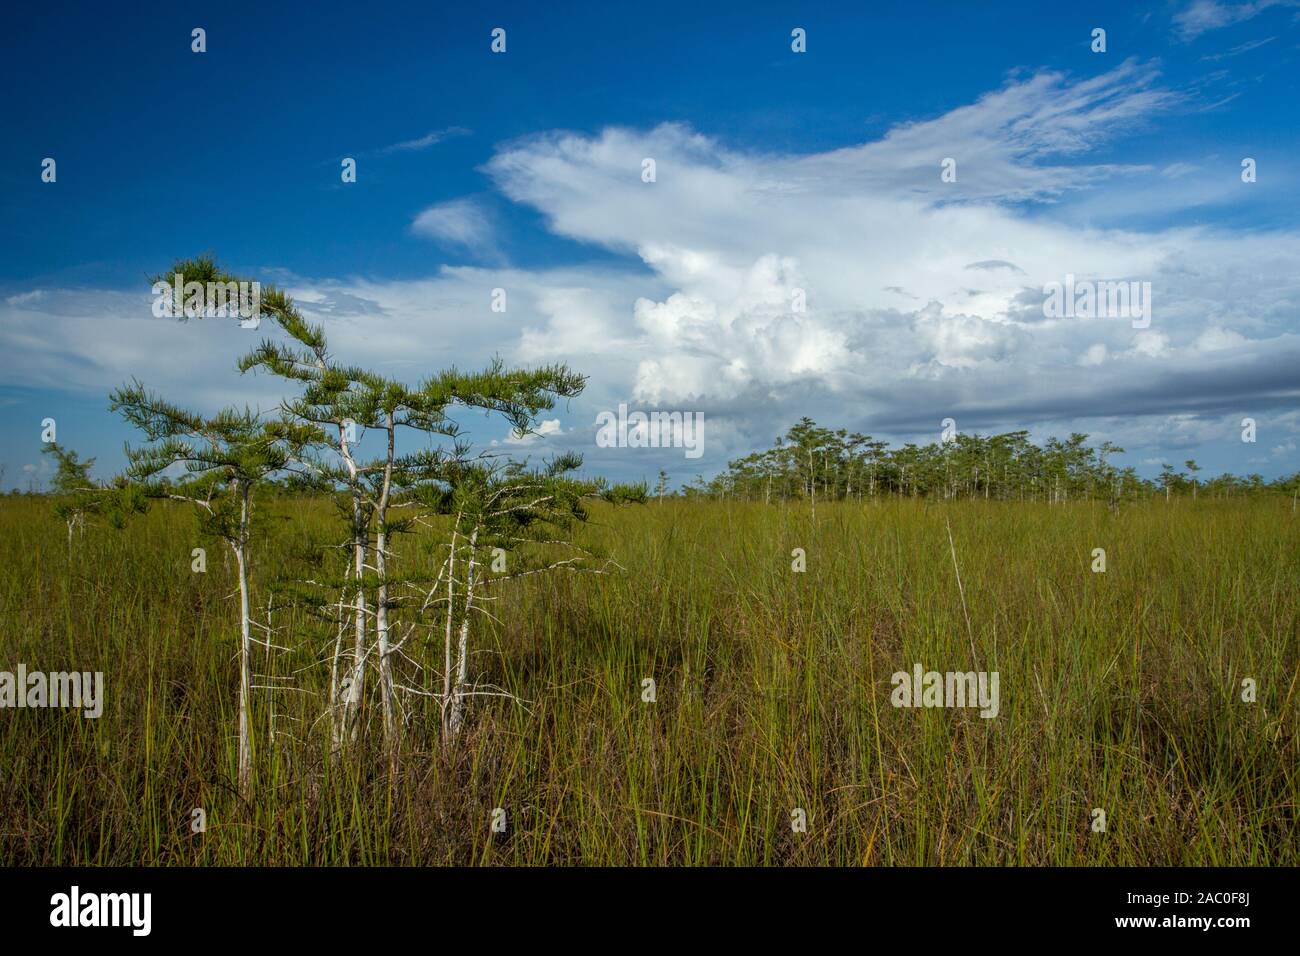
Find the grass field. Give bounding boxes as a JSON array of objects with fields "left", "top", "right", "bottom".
[{"left": 1, "top": 494, "right": 1296, "bottom": 865}]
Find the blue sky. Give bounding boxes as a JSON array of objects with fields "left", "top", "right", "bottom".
[{"left": 2, "top": 0, "right": 1299, "bottom": 489}]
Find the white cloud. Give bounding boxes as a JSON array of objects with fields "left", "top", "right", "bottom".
[
  {"left": 411, "top": 198, "right": 496, "bottom": 256},
  {"left": 503, "top": 418, "right": 563, "bottom": 444},
  {"left": 1079, "top": 343, "right": 1109, "bottom": 366},
  {"left": 1131, "top": 331, "right": 1170, "bottom": 357},
  {"left": 1194, "top": 326, "right": 1249, "bottom": 351},
  {"left": 1173, "top": 0, "right": 1292, "bottom": 40},
  {"left": 1200, "top": 35, "right": 1278, "bottom": 59},
  {"left": 5, "top": 62, "right": 1299, "bottom": 480},
  {"left": 474, "top": 63, "right": 1300, "bottom": 458},
  {"left": 379, "top": 126, "right": 470, "bottom": 154}
]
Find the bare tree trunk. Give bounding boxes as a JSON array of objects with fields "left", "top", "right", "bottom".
[
  {"left": 346, "top": 490, "right": 367, "bottom": 742},
  {"left": 808, "top": 451, "right": 816, "bottom": 520},
  {"left": 328, "top": 582, "right": 347, "bottom": 754},
  {"left": 339, "top": 430, "right": 367, "bottom": 745},
  {"left": 449, "top": 528, "right": 479, "bottom": 736},
  {"left": 449, "top": 616, "right": 471, "bottom": 736},
  {"left": 265, "top": 594, "right": 274, "bottom": 756},
  {"left": 374, "top": 415, "right": 396, "bottom": 771},
  {"left": 234, "top": 487, "right": 253, "bottom": 798},
  {"left": 442, "top": 519, "right": 458, "bottom": 740}
]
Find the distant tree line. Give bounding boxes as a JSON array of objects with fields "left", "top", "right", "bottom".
[{"left": 680, "top": 417, "right": 1300, "bottom": 507}]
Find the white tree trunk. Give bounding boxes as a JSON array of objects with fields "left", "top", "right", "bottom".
[
  {"left": 340, "top": 422, "right": 367, "bottom": 745},
  {"left": 234, "top": 489, "right": 253, "bottom": 797},
  {"left": 442, "top": 523, "right": 457, "bottom": 740},
  {"left": 449, "top": 528, "right": 479, "bottom": 736},
  {"left": 328, "top": 584, "right": 347, "bottom": 753},
  {"left": 346, "top": 493, "right": 367, "bottom": 741},
  {"left": 374, "top": 415, "right": 396, "bottom": 766}
]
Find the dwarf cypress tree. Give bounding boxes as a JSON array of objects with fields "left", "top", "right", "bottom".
[{"left": 109, "top": 380, "right": 317, "bottom": 795}]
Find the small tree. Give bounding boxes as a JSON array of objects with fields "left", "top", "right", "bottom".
[
  {"left": 43, "top": 443, "right": 104, "bottom": 547},
  {"left": 655, "top": 469, "right": 670, "bottom": 502},
  {"left": 1158, "top": 463, "right": 1177, "bottom": 502},
  {"left": 1096, "top": 440, "right": 1125, "bottom": 513},
  {"left": 1185, "top": 460, "right": 1201, "bottom": 501},
  {"left": 413, "top": 452, "right": 645, "bottom": 736},
  {"left": 109, "top": 381, "right": 316, "bottom": 796}
]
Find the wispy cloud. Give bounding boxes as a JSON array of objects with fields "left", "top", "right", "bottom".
[
  {"left": 1173, "top": 0, "right": 1293, "bottom": 41},
  {"left": 378, "top": 126, "right": 471, "bottom": 154},
  {"left": 965, "top": 260, "right": 1025, "bottom": 275},
  {"left": 1201, "top": 35, "right": 1278, "bottom": 58}
]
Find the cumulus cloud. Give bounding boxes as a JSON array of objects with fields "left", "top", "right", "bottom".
[
  {"left": 502, "top": 418, "right": 562, "bottom": 444},
  {"left": 476, "top": 62, "right": 1300, "bottom": 460},
  {"left": 5, "top": 61, "right": 1299, "bottom": 481}
]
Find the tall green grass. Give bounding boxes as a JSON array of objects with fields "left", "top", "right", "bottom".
[{"left": 1, "top": 495, "right": 1295, "bottom": 864}]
